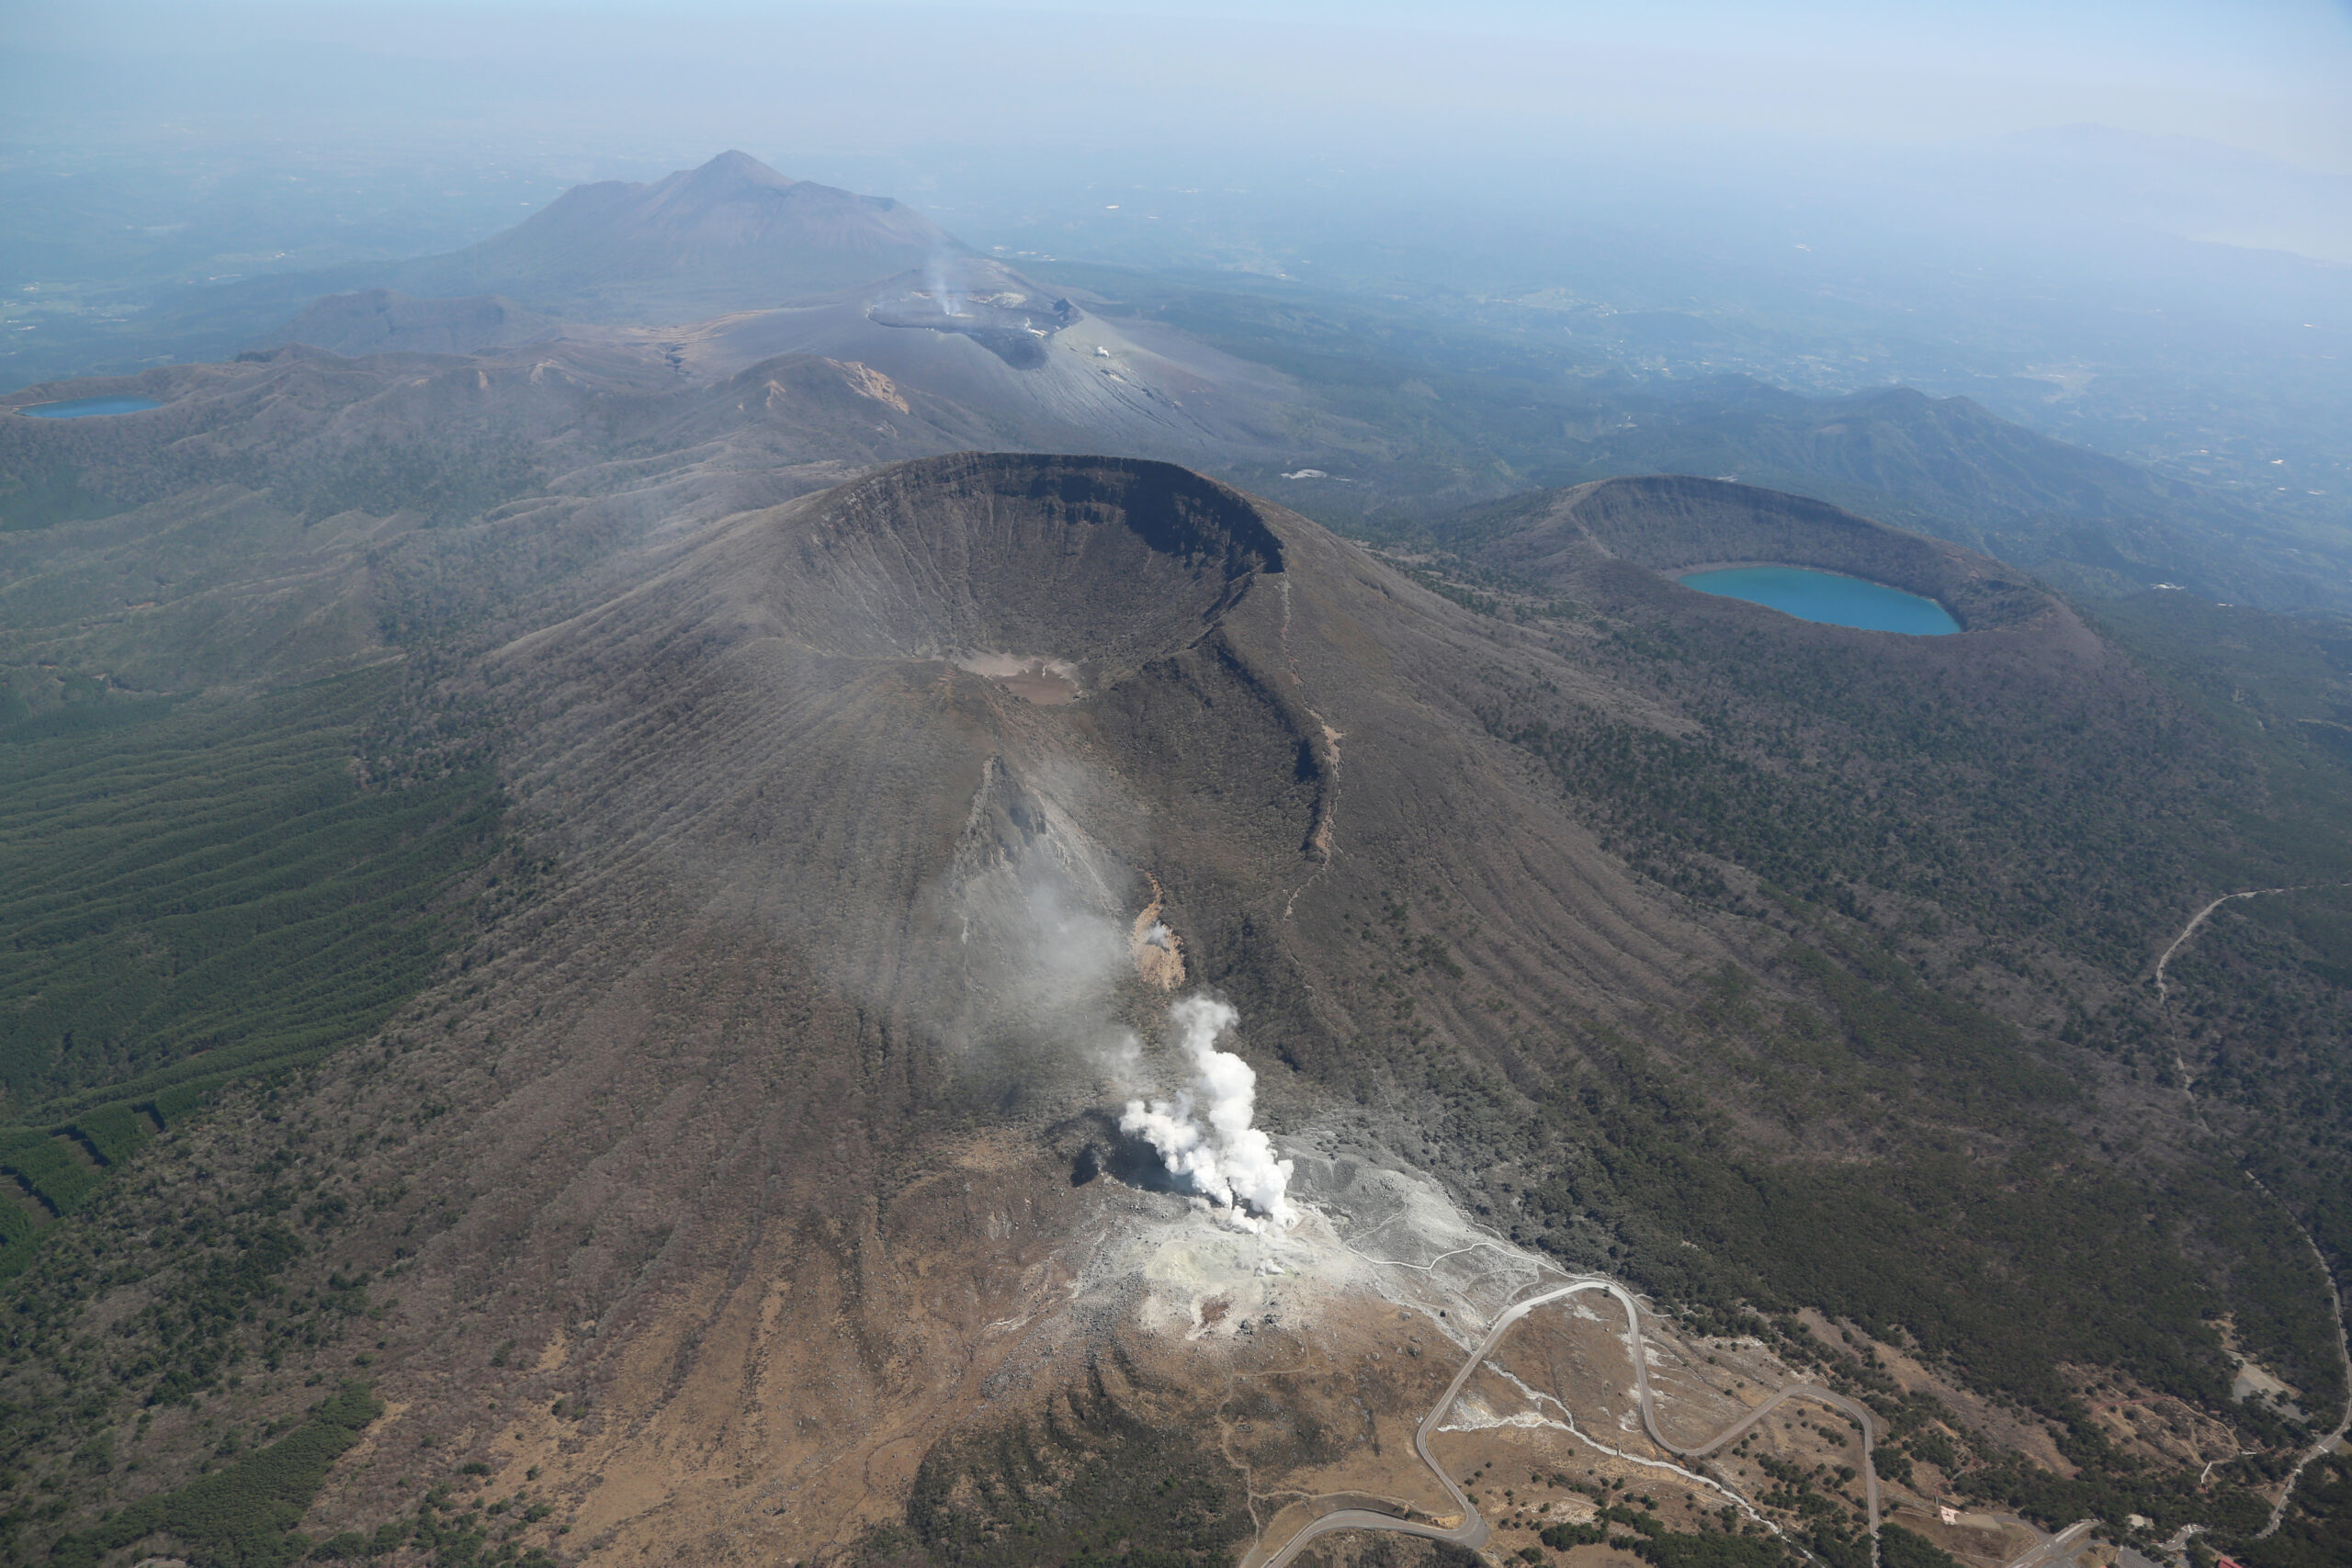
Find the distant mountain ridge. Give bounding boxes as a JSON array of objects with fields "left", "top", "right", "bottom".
[
  {"left": 118, "top": 150, "right": 2352, "bottom": 615},
  {"left": 1427, "top": 372, "right": 2332, "bottom": 611},
  {"left": 389, "top": 149, "right": 965, "bottom": 321}
]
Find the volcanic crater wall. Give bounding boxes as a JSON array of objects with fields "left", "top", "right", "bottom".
[
  {"left": 1487, "top": 474, "right": 2049, "bottom": 630},
  {"left": 484, "top": 451, "right": 1327, "bottom": 1071},
  {"left": 775, "top": 453, "right": 1286, "bottom": 675}
]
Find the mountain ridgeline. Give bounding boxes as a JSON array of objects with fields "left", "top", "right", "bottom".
[
  {"left": 387, "top": 149, "right": 965, "bottom": 321},
  {"left": 10, "top": 149, "right": 2334, "bottom": 621}
]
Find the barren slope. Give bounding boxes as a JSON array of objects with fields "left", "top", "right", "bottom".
[
  {"left": 221, "top": 454, "right": 1729, "bottom": 1562},
  {"left": 4, "top": 455, "right": 2344, "bottom": 1568}
]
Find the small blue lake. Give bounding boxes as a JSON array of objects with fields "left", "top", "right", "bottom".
[
  {"left": 1677, "top": 566, "right": 1960, "bottom": 635},
  {"left": 19, "top": 395, "right": 164, "bottom": 419}
]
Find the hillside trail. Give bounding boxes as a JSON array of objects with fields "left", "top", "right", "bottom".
[
  {"left": 1251, "top": 1274, "right": 1883, "bottom": 1568},
  {"left": 2150, "top": 887, "right": 2300, "bottom": 1004},
  {"left": 2150, "top": 884, "right": 2352, "bottom": 1541}
]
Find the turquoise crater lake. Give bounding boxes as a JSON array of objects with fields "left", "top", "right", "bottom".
[
  {"left": 1677, "top": 566, "right": 1960, "bottom": 636},
  {"left": 19, "top": 395, "right": 163, "bottom": 419}
]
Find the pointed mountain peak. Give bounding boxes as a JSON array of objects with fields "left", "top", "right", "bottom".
[
  {"left": 398, "top": 151, "right": 962, "bottom": 319},
  {"left": 679, "top": 150, "right": 798, "bottom": 196}
]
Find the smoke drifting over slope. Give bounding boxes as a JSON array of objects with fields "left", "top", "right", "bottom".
[
  {"left": 924, "top": 254, "right": 964, "bottom": 319},
  {"left": 1120, "top": 996, "right": 1298, "bottom": 1231}
]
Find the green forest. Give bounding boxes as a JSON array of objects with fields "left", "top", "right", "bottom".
[
  {"left": 0, "top": 670, "right": 501, "bottom": 1111},
  {"left": 0, "top": 667, "right": 499, "bottom": 1270}
]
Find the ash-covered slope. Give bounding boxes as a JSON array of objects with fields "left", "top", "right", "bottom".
[
  {"left": 8, "top": 456, "right": 2346, "bottom": 1568},
  {"left": 162, "top": 453, "right": 1720, "bottom": 1562},
  {"left": 11, "top": 455, "right": 1732, "bottom": 1562},
  {"left": 548, "top": 254, "right": 1333, "bottom": 468},
  {"left": 0, "top": 322, "right": 1369, "bottom": 730},
  {"left": 480, "top": 453, "right": 1711, "bottom": 1058}
]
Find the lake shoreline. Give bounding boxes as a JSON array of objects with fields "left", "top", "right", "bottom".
[
  {"left": 17, "top": 395, "right": 164, "bottom": 419},
  {"left": 1674, "top": 562, "right": 1961, "bottom": 635}
]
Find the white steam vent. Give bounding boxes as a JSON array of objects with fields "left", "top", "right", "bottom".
[{"left": 1120, "top": 996, "right": 1298, "bottom": 1231}]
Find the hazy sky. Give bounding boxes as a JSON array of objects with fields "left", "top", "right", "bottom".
[{"left": 7, "top": 0, "right": 2350, "bottom": 173}]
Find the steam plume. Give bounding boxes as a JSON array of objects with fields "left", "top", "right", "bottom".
[
  {"left": 925, "top": 254, "right": 964, "bottom": 318},
  {"left": 1120, "top": 996, "right": 1297, "bottom": 1231}
]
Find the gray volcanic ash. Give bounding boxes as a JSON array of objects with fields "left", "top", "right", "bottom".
[{"left": 867, "top": 257, "right": 1079, "bottom": 368}]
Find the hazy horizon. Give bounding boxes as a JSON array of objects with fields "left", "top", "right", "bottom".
[
  {"left": 7, "top": 1, "right": 2350, "bottom": 171},
  {"left": 5, "top": 0, "right": 2349, "bottom": 513}
]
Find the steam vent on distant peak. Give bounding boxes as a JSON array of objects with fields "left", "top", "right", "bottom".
[{"left": 867, "top": 260, "right": 1080, "bottom": 368}]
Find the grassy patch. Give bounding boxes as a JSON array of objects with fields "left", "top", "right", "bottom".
[
  {"left": 64, "top": 1103, "right": 152, "bottom": 1167},
  {"left": 0, "top": 667, "right": 501, "bottom": 1114},
  {"left": 0, "top": 1133, "right": 96, "bottom": 1217},
  {"left": 48, "top": 1382, "right": 381, "bottom": 1568}
]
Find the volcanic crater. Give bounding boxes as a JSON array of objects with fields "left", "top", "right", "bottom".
[
  {"left": 26, "top": 441, "right": 2143, "bottom": 1568},
  {"left": 773, "top": 451, "right": 1286, "bottom": 682}
]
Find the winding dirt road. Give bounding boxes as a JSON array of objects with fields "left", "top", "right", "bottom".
[
  {"left": 1257, "top": 883, "right": 2352, "bottom": 1568},
  {"left": 2150, "top": 888, "right": 2294, "bottom": 1002},
  {"left": 2151, "top": 885, "right": 2352, "bottom": 1540},
  {"left": 1254, "top": 1276, "right": 1880, "bottom": 1568}
]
